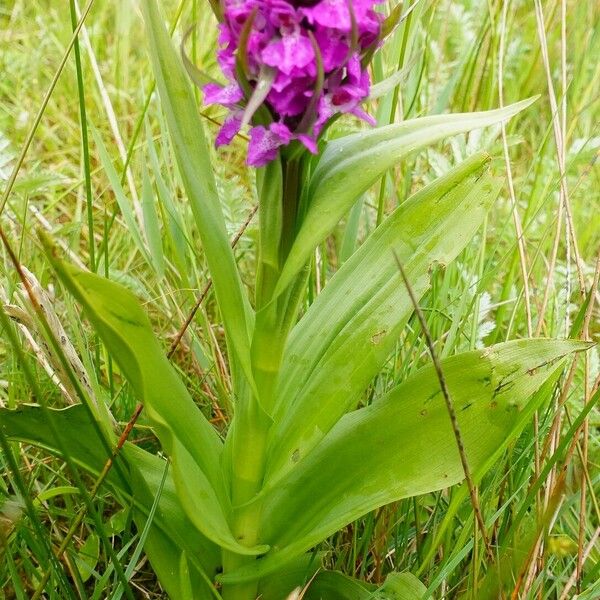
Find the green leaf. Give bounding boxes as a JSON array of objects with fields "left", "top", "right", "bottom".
[
  {"left": 74, "top": 533, "right": 99, "bottom": 583},
  {"left": 112, "top": 458, "right": 169, "bottom": 600},
  {"left": 303, "top": 571, "right": 374, "bottom": 600},
  {"left": 140, "top": 0, "right": 255, "bottom": 388},
  {"left": 107, "top": 509, "right": 128, "bottom": 535},
  {"left": 275, "top": 99, "right": 536, "bottom": 295},
  {"left": 141, "top": 523, "right": 218, "bottom": 600},
  {"left": 268, "top": 153, "right": 499, "bottom": 482},
  {"left": 338, "top": 196, "right": 364, "bottom": 265},
  {"left": 90, "top": 126, "right": 148, "bottom": 263},
  {"left": 257, "top": 553, "right": 324, "bottom": 599},
  {"left": 128, "top": 449, "right": 223, "bottom": 594},
  {"left": 0, "top": 404, "right": 221, "bottom": 581},
  {"left": 146, "top": 125, "right": 191, "bottom": 284},
  {"left": 303, "top": 570, "right": 424, "bottom": 600},
  {"left": 373, "top": 573, "right": 427, "bottom": 599},
  {"left": 368, "top": 59, "right": 416, "bottom": 101},
  {"left": 33, "top": 486, "right": 80, "bottom": 506},
  {"left": 41, "top": 243, "right": 266, "bottom": 556},
  {"left": 141, "top": 164, "right": 166, "bottom": 278},
  {"left": 180, "top": 25, "right": 219, "bottom": 91},
  {"left": 221, "top": 340, "right": 588, "bottom": 583},
  {"left": 0, "top": 403, "right": 122, "bottom": 492},
  {"left": 380, "top": 2, "right": 405, "bottom": 40}
]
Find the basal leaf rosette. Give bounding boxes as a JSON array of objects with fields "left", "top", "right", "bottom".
[{"left": 204, "top": 0, "right": 383, "bottom": 166}]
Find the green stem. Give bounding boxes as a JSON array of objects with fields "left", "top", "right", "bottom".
[
  {"left": 222, "top": 155, "right": 304, "bottom": 599},
  {"left": 255, "top": 158, "right": 283, "bottom": 308},
  {"left": 279, "top": 157, "right": 301, "bottom": 263},
  {"left": 69, "top": 0, "right": 95, "bottom": 271},
  {"left": 222, "top": 395, "right": 270, "bottom": 600}
]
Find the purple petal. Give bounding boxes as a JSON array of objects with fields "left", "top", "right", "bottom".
[
  {"left": 268, "top": 75, "right": 315, "bottom": 116},
  {"left": 270, "top": 122, "right": 293, "bottom": 143},
  {"left": 314, "top": 28, "right": 349, "bottom": 72},
  {"left": 247, "top": 123, "right": 292, "bottom": 167},
  {"left": 268, "top": 0, "right": 299, "bottom": 28},
  {"left": 296, "top": 133, "right": 318, "bottom": 154},
  {"left": 262, "top": 31, "right": 315, "bottom": 75},
  {"left": 224, "top": 0, "right": 262, "bottom": 31},
  {"left": 301, "top": 0, "right": 352, "bottom": 31},
  {"left": 350, "top": 106, "right": 377, "bottom": 126},
  {"left": 203, "top": 83, "right": 244, "bottom": 107},
  {"left": 314, "top": 95, "right": 335, "bottom": 133},
  {"left": 216, "top": 111, "right": 243, "bottom": 147}
]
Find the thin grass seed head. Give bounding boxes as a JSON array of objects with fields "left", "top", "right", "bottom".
[{"left": 204, "top": 0, "right": 383, "bottom": 166}]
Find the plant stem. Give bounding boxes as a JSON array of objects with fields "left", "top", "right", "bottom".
[
  {"left": 222, "top": 400, "right": 270, "bottom": 600},
  {"left": 69, "top": 0, "right": 95, "bottom": 271},
  {"left": 221, "top": 153, "right": 306, "bottom": 598},
  {"left": 279, "top": 157, "right": 301, "bottom": 263}
]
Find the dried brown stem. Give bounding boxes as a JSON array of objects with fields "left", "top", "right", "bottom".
[{"left": 394, "top": 254, "right": 495, "bottom": 564}]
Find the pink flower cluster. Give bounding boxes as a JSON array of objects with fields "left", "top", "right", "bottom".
[{"left": 204, "top": 0, "right": 382, "bottom": 166}]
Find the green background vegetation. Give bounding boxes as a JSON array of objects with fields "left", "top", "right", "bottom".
[{"left": 0, "top": 0, "right": 598, "bottom": 597}]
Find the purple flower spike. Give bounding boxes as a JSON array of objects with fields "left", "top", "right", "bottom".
[{"left": 204, "top": 0, "right": 383, "bottom": 166}]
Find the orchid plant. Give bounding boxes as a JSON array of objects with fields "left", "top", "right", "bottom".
[{"left": 0, "top": 1, "right": 588, "bottom": 599}]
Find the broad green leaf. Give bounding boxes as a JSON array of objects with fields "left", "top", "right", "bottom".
[
  {"left": 74, "top": 533, "right": 99, "bottom": 583},
  {"left": 141, "top": 525, "right": 217, "bottom": 600},
  {"left": 0, "top": 403, "right": 124, "bottom": 492},
  {"left": 129, "top": 448, "right": 223, "bottom": 585},
  {"left": 275, "top": 98, "right": 536, "bottom": 295},
  {"left": 41, "top": 245, "right": 266, "bottom": 555},
  {"left": 140, "top": 0, "right": 255, "bottom": 388},
  {"left": 221, "top": 340, "right": 588, "bottom": 583},
  {"left": 180, "top": 554, "right": 194, "bottom": 600},
  {"left": 107, "top": 509, "right": 127, "bottom": 535},
  {"left": 303, "top": 571, "right": 375, "bottom": 599},
  {"left": 257, "top": 553, "right": 324, "bottom": 599},
  {"left": 112, "top": 458, "right": 169, "bottom": 600},
  {"left": 131, "top": 469, "right": 220, "bottom": 600},
  {"left": 268, "top": 154, "right": 499, "bottom": 482},
  {"left": 373, "top": 573, "right": 427, "bottom": 599},
  {"left": 303, "top": 571, "right": 424, "bottom": 600},
  {"left": 0, "top": 404, "right": 221, "bottom": 580}
]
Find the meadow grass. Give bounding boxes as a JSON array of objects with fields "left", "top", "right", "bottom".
[{"left": 0, "top": 0, "right": 598, "bottom": 598}]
